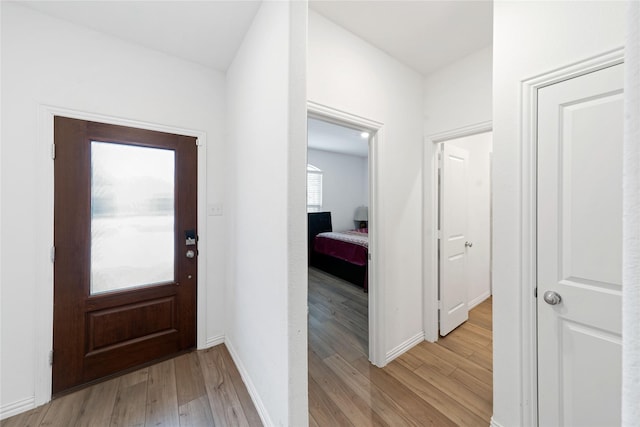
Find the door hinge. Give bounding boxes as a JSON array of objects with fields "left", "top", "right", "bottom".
[
  {"left": 534, "top": 288, "right": 538, "bottom": 298},
  {"left": 50, "top": 246, "right": 56, "bottom": 263},
  {"left": 49, "top": 350, "right": 54, "bottom": 365},
  {"left": 437, "top": 230, "right": 442, "bottom": 240},
  {"left": 437, "top": 300, "right": 442, "bottom": 310},
  {"left": 51, "top": 144, "right": 56, "bottom": 160}
]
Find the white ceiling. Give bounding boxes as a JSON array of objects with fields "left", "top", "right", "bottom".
[
  {"left": 19, "top": 1, "right": 493, "bottom": 155},
  {"left": 308, "top": 118, "right": 369, "bottom": 158},
  {"left": 310, "top": 0, "right": 493, "bottom": 75},
  {"left": 20, "top": 1, "right": 261, "bottom": 72},
  {"left": 20, "top": 1, "right": 492, "bottom": 76}
]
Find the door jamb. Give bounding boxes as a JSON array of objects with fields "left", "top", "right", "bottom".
[
  {"left": 423, "top": 121, "right": 492, "bottom": 343},
  {"left": 518, "top": 47, "right": 624, "bottom": 427},
  {"left": 35, "top": 105, "right": 208, "bottom": 405},
  {"left": 306, "top": 101, "right": 386, "bottom": 367}
]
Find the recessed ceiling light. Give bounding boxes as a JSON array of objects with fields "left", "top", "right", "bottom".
[{"left": 360, "top": 132, "right": 370, "bottom": 139}]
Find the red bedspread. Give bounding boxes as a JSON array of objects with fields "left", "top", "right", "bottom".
[{"left": 313, "top": 229, "right": 368, "bottom": 266}]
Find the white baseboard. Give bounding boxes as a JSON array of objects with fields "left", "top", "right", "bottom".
[
  {"left": 385, "top": 331, "right": 425, "bottom": 364},
  {"left": 490, "top": 416, "right": 504, "bottom": 427},
  {"left": 468, "top": 291, "right": 492, "bottom": 310},
  {"left": 1, "top": 396, "right": 35, "bottom": 421},
  {"left": 225, "top": 338, "right": 273, "bottom": 427},
  {"left": 205, "top": 334, "right": 225, "bottom": 348}
]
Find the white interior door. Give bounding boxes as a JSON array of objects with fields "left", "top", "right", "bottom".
[
  {"left": 537, "top": 63, "right": 623, "bottom": 426},
  {"left": 439, "top": 144, "right": 469, "bottom": 336}
]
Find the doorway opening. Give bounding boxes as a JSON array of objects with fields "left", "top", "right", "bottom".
[
  {"left": 437, "top": 130, "right": 493, "bottom": 337},
  {"left": 306, "top": 115, "right": 372, "bottom": 363},
  {"left": 305, "top": 103, "right": 385, "bottom": 370},
  {"left": 417, "top": 126, "right": 495, "bottom": 423}
]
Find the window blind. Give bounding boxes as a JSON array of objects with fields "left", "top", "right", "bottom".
[{"left": 307, "top": 165, "right": 322, "bottom": 212}]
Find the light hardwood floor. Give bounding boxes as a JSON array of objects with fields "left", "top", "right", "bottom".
[
  {"left": 4, "top": 270, "right": 492, "bottom": 427},
  {"left": 1, "top": 345, "right": 262, "bottom": 427},
  {"left": 308, "top": 267, "right": 493, "bottom": 426}
]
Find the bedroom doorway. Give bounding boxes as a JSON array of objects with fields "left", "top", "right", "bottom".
[
  {"left": 306, "top": 103, "right": 384, "bottom": 368},
  {"left": 435, "top": 130, "right": 493, "bottom": 337}
]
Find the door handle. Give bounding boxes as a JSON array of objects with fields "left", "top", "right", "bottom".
[
  {"left": 543, "top": 291, "right": 562, "bottom": 305},
  {"left": 465, "top": 241, "right": 473, "bottom": 248}
]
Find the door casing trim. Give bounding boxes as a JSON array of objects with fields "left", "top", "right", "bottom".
[
  {"left": 517, "top": 46, "right": 623, "bottom": 426},
  {"left": 307, "top": 101, "right": 386, "bottom": 366},
  {"left": 35, "top": 105, "right": 208, "bottom": 405}
]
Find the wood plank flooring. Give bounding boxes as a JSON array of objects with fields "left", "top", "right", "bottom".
[
  {"left": 4, "top": 269, "right": 492, "bottom": 427},
  {"left": 308, "top": 267, "right": 493, "bottom": 426},
  {"left": 1, "top": 345, "right": 262, "bottom": 427}
]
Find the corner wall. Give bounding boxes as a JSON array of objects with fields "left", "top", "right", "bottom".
[
  {"left": 0, "top": 3, "right": 227, "bottom": 418},
  {"left": 493, "top": 2, "right": 625, "bottom": 425},
  {"left": 225, "top": 1, "right": 307, "bottom": 425}
]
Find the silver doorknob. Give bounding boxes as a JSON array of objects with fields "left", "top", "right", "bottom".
[
  {"left": 186, "top": 250, "right": 195, "bottom": 259},
  {"left": 465, "top": 241, "right": 473, "bottom": 248},
  {"left": 543, "top": 291, "right": 562, "bottom": 305}
]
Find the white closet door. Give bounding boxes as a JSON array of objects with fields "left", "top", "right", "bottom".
[
  {"left": 439, "top": 144, "right": 469, "bottom": 336},
  {"left": 537, "top": 63, "right": 623, "bottom": 426}
]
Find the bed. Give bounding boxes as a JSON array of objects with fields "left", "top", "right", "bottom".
[{"left": 308, "top": 212, "right": 368, "bottom": 291}]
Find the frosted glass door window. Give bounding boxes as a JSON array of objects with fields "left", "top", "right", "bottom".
[{"left": 91, "top": 141, "right": 175, "bottom": 294}]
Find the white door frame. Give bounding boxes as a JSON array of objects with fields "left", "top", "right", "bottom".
[
  {"left": 423, "top": 121, "right": 492, "bottom": 343},
  {"left": 34, "top": 105, "right": 208, "bottom": 406},
  {"left": 518, "top": 47, "right": 624, "bottom": 426},
  {"left": 307, "top": 101, "right": 386, "bottom": 366}
]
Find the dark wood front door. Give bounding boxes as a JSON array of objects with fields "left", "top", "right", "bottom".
[{"left": 52, "top": 117, "right": 197, "bottom": 395}]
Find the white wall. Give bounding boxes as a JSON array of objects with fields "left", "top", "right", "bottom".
[
  {"left": 0, "top": 3, "right": 227, "bottom": 418},
  {"left": 307, "top": 149, "right": 368, "bottom": 231},
  {"left": 493, "top": 2, "right": 625, "bottom": 425},
  {"left": 226, "top": 1, "right": 307, "bottom": 426},
  {"left": 447, "top": 132, "right": 492, "bottom": 308},
  {"left": 424, "top": 46, "right": 493, "bottom": 136},
  {"left": 308, "top": 11, "right": 425, "bottom": 358}
]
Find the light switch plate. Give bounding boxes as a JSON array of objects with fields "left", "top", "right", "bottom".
[{"left": 207, "top": 203, "right": 223, "bottom": 216}]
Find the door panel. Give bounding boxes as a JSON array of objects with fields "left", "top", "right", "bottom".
[
  {"left": 53, "top": 117, "right": 197, "bottom": 395},
  {"left": 559, "top": 320, "right": 621, "bottom": 427},
  {"left": 537, "top": 63, "right": 623, "bottom": 426},
  {"left": 439, "top": 144, "right": 469, "bottom": 336},
  {"left": 86, "top": 297, "right": 176, "bottom": 353}
]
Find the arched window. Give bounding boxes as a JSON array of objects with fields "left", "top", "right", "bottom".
[{"left": 307, "top": 164, "right": 323, "bottom": 212}]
